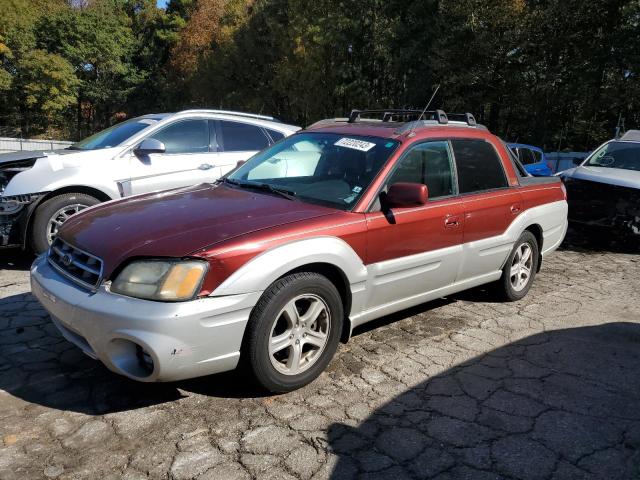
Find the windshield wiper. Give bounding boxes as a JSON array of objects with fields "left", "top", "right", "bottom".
[{"left": 222, "top": 178, "right": 297, "bottom": 201}]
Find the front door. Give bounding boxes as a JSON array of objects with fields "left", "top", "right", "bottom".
[
  {"left": 215, "top": 120, "right": 273, "bottom": 176},
  {"left": 125, "top": 119, "right": 221, "bottom": 196},
  {"left": 364, "top": 140, "right": 464, "bottom": 311}
]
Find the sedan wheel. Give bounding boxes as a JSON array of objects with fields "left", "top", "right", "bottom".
[
  {"left": 46, "top": 203, "right": 89, "bottom": 245},
  {"left": 30, "top": 193, "right": 101, "bottom": 254}
]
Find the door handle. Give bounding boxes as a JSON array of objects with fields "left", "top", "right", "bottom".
[
  {"left": 510, "top": 204, "right": 522, "bottom": 214},
  {"left": 444, "top": 216, "right": 461, "bottom": 228},
  {"left": 199, "top": 163, "right": 214, "bottom": 170}
]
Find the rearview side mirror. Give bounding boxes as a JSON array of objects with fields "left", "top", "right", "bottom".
[
  {"left": 572, "top": 157, "right": 583, "bottom": 166},
  {"left": 386, "top": 182, "right": 428, "bottom": 208},
  {"left": 134, "top": 138, "right": 166, "bottom": 157}
]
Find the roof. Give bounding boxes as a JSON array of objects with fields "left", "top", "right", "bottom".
[
  {"left": 306, "top": 109, "right": 489, "bottom": 141},
  {"left": 306, "top": 119, "right": 490, "bottom": 141},
  {"left": 175, "top": 109, "right": 277, "bottom": 122},
  {"left": 507, "top": 143, "right": 543, "bottom": 152},
  {"left": 134, "top": 110, "right": 300, "bottom": 132},
  {"left": 620, "top": 130, "right": 640, "bottom": 142}
]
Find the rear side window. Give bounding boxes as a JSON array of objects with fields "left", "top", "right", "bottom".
[
  {"left": 532, "top": 150, "right": 543, "bottom": 162},
  {"left": 219, "top": 121, "right": 270, "bottom": 152},
  {"left": 451, "top": 139, "right": 508, "bottom": 193},
  {"left": 519, "top": 148, "right": 536, "bottom": 165},
  {"left": 504, "top": 142, "right": 528, "bottom": 177}
]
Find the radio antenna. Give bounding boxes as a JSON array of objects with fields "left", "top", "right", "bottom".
[{"left": 409, "top": 84, "right": 440, "bottom": 136}]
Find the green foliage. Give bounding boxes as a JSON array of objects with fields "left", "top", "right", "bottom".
[
  {"left": 184, "top": 0, "right": 639, "bottom": 150},
  {"left": 16, "top": 50, "right": 78, "bottom": 133},
  {"left": 0, "top": 0, "right": 182, "bottom": 138},
  {"left": 0, "top": 0, "right": 638, "bottom": 149}
]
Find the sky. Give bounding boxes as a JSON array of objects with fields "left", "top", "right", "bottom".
[{"left": 156, "top": 0, "right": 168, "bottom": 8}]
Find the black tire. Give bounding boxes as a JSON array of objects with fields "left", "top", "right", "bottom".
[
  {"left": 494, "top": 230, "right": 539, "bottom": 302},
  {"left": 30, "top": 193, "right": 100, "bottom": 254},
  {"left": 244, "top": 272, "right": 343, "bottom": 393}
]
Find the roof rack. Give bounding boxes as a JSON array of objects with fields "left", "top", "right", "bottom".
[
  {"left": 176, "top": 109, "right": 276, "bottom": 122},
  {"left": 347, "top": 109, "right": 477, "bottom": 127}
]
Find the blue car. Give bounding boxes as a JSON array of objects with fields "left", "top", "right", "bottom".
[{"left": 507, "top": 143, "right": 554, "bottom": 176}]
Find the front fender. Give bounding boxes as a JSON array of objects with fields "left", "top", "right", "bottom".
[{"left": 210, "top": 236, "right": 368, "bottom": 314}]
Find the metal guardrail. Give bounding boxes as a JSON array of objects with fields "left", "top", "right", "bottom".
[{"left": 0, "top": 136, "right": 73, "bottom": 153}]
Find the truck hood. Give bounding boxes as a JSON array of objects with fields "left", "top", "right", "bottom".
[
  {"left": 562, "top": 165, "right": 640, "bottom": 189},
  {"left": 58, "top": 183, "right": 338, "bottom": 277}
]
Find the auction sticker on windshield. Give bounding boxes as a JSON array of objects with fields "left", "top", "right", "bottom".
[{"left": 335, "top": 138, "right": 376, "bottom": 152}]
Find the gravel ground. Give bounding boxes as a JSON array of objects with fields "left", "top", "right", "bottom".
[{"left": 0, "top": 232, "right": 639, "bottom": 480}]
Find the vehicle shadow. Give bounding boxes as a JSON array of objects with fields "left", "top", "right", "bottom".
[{"left": 327, "top": 322, "right": 640, "bottom": 479}]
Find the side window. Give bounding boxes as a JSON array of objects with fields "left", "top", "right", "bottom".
[
  {"left": 532, "top": 149, "right": 543, "bottom": 162},
  {"left": 519, "top": 148, "right": 536, "bottom": 165},
  {"left": 219, "top": 121, "right": 270, "bottom": 152},
  {"left": 387, "top": 141, "right": 455, "bottom": 199},
  {"left": 451, "top": 139, "right": 508, "bottom": 194},
  {"left": 266, "top": 128, "right": 285, "bottom": 143},
  {"left": 147, "top": 120, "right": 209, "bottom": 154},
  {"left": 504, "top": 143, "right": 528, "bottom": 177}
]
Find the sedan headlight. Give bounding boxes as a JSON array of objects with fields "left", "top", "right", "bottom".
[{"left": 111, "top": 259, "right": 208, "bottom": 301}]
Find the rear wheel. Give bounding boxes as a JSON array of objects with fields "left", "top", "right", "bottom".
[
  {"left": 30, "top": 193, "right": 100, "bottom": 254},
  {"left": 244, "top": 272, "right": 343, "bottom": 393},
  {"left": 494, "top": 230, "right": 539, "bottom": 301}
]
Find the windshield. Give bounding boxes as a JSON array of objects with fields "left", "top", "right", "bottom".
[
  {"left": 585, "top": 141, "right": 640, "bottom": 172},
  {"left": 227, "top": 133, "right": 400, "bottom": 210},
  {"left": 70, "top": 117, "right": 161, "bottom": 151}
]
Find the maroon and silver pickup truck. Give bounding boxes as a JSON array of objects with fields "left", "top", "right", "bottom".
[{"left": 31, "top": 109, "right": 568, "bottom": 392}]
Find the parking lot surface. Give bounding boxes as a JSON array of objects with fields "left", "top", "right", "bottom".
[{"left": 0, "top": 234, "right": 639, "bottom": 480}]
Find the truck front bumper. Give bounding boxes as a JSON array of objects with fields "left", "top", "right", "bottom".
[{"left": 30, "top": 255, "right": 261, "bottom": 382}]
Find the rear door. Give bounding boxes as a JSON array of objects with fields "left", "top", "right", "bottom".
[
  {"left": 452, "top": 138, "right": 523, "bottom": 281},
  {"left": 126, "top": 119, "right": 221, "bottom": 195},
  {"left": 364, "top": 140, "right": 464, "bottom": 310},
  {"left": 215, "top": 120, "right": 273, "bottom": 175}
]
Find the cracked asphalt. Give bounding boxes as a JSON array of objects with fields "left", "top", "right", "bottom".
[{"left": 1, "top": 231, "right": 639, "bottom": 480}]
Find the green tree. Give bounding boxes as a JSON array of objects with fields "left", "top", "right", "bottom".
[
  {"left": 37, "top": 0, "right": 142, "bottom": 137},
  {"left": 14, "top": 50, "right": 79, "bottom": 135}
]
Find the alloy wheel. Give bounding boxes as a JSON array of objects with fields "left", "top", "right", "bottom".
[
  {"left": 510, "top": 242, "right": 533, "bottom": 292},
  {"left": 268, "top": 294, "right": 331, "bottom": 375},
  {"left": 46, "top": 203, "right": 88, "bottom": 245}
]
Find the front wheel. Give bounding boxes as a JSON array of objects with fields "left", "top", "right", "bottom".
[
  {"left": 494, "top": 230, "right": 539, "bottom": 301},
  {"left": 244, "top": 272, "right": 343, "bottom": 393},
  {"left": 30, "top": 193, "right": 100, "bottom": 254}
]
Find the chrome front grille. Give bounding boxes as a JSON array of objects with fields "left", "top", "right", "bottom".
[{"left": 48, "top": 238, "right": 104, "bottom": 290}]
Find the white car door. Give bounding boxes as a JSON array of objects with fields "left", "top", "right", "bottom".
[
  {"left": 215, "top": 120, "right": 274, "bottom": 175},
  {"left": 124, "top": 119, "right": 222, "bottom": 196}
]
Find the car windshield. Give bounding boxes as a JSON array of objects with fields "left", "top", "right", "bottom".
[
  {"left": 227, "top": 132, "right": 400, "bottom": 210},
  {"left": 69, "top": 117, "right": 161, "bottom": 151},
  {"left": 585, "top": 141, "right": 640, "bottom": 172}
]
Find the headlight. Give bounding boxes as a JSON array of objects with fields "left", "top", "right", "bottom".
[{"left": 110, "top": 259, "right": 208, "bottom": 301}]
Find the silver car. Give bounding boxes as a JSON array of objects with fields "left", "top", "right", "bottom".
[{"left": 0, "top": 110, "right": 299, "bottom": 253}]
